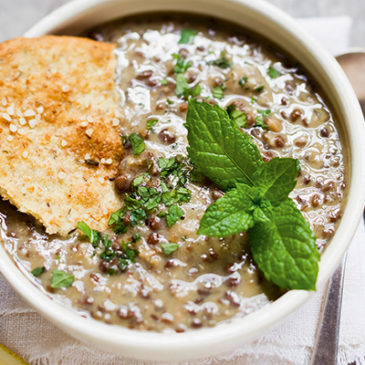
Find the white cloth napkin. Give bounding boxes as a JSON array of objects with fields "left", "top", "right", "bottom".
[{"left": 1, "top": 16, "right": 364, "bottom": 365}]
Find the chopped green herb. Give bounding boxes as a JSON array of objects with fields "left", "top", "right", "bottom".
[
  {"left": 175, "top": 74, "right": 201, "bottom": 100},
  {"left": 144, "top": 195, "right": 161, "bottom": 210},
  {"left": 167, "top": 99, "right": 174, "bottom": 105},
  {"left": 212, "top": 85, "right": 225, "bottom": 99},
  {"left": 173, "top": 54, "right": 192, "bottom": 74},
  {"left": 158, "top": 157, "right": 176, "bottom": 171},
  {"left": 77, "top": 221, "right": 100, "bottom": 247},
  {"left": 108, "top": 208, "right": 127, "bottom": 234},
  {"left": 255, "top": 109, "right": 271, "bottom": 130},
  {"left": 268, "top": 66, "right": 281, "bottom": 79},
  {"left": 185, "top": 100, "right": 319, "bottom": 290},
  {"left": 258, "top": 109, "right": 271, "bottom": 118},
  {"left": 238, "top": 76, "right": 248, "bottom": 87},
  {"left": 166, "top": 205, "right": 184, "bottom": 227},
  {"left": 107, "top": 154, "right": 191, "bottom": 242},
  {"left": 121, "top": 242, "right": 138, "bottom": 263},
  {"left": 226, "top": 104, "right": 247, "bottom": 128},
  {"left": 31, "top": 267, "right": 44, "bottom": 277},
  {"left": 132, "top": 233, "right": 141, "bottom": 242},
  {"left": 160, "top": 78, "right": 168, "bottom": 85},
  {"left": 161, "top": 242, "right": 179, "bottom": 255},
  {"left": 254, "top": 115, "right": 267, "bottom": 129},
  {"left": 51, "top": 270, "right": 74, "bottom": 289},
  {"left": 178, "top": 28, "right": 198, "bottom": 44},
  {"left": 255, "top": 85, "right": 264, "bottom": 92},
  {"left": 251, "top": 97, "right": 257, "bottom": 104},
  {"left": 130, "top": 208, "right": 147, "bottom": 225},
  {"left": 209, "top": 51, "right": 231, "bottom": 69},
  {"left": 175, "top": 74, "right": 189, "bottom": 97},
  {"left": 146, "top": 119, "right": 158, "bottom": 130},
  {"left": 121, "top": 135, "right": 128, "bottom": 146},
  {"left": 132, "top": 175, "right": 144, "bottom": 187},
  {"left": 129, "top": 133, "right": 145, "bottom": 156}
]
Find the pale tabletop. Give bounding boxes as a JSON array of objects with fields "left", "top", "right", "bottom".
[{"left": 0, "top": 0, "right": 365, "bottom": 45}]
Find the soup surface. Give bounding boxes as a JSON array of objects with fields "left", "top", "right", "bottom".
[{"left": 0, "top": 15, "right": 346, "bottom": 332}]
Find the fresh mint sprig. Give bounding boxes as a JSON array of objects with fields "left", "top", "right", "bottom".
[{"left": 185, "top": 100, "right": 319, "bottom": 290}]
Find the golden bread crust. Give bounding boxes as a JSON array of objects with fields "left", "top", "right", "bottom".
[{"left": 0, "top": 36, "right": 123, "bottom": 235}]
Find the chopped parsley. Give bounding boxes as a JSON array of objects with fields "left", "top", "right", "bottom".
[
  {"left": 31, "top": 267, "right": 45, "bottom": 277},
  {"left": 209, "top": 50, "right": 231, "bottom": 69},
  {"left": 129, "top": 133, "right": 145, "bottom": 156},
  {"left": 175, "top": 74, "right": 201, "bottom": 100},
  {"left": 255, "top": 109, "right": 271, "bottom": 129},
  {"left": 77, "top": 221, "right": 100, "bottom": 247},
  {"left": 132, "top": 175, "right": 145, "bottom": 187},
  {"left": 166, "top": 205, "right": 184, "bottom": 227},
  {"left": 108, "top": 156, "right": 191, "bottom": 235},
  {"left": 178, "top": 28, "right": 198, "bottom": 44},
  {"left": 238, "top": 76, "right": 248, "bottom": 87},
  {"left": 146, "top": 119, "right": 158, "bottom": 130},
  {"left": 51, "top": 270, "right": 74, "bottom": 289},
  {"left": 77, "top": 221, "right": 138, "bottom": 275},
  {"left": 161, "top": 242, "right": 179, "bottom": 256},
  {"left": 173, "top": 54, "right": 192, "bottom": 74},
  {"left": 255, "top": 85, "right": 264, "bottom": 93},
  {"left": 160, "top": 78, "right": 168, "bottom": 85},
  {"left": 212, "top": 85, "right": 226, "bottom": 99},
  {"left": 268, "top": 66, "right": 281, "bottom": 79},
  {"left": 226, "top": 104, "right": 247, "bottom": 128}
]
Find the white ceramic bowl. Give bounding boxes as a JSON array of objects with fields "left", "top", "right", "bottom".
[{"left": 0, "top": 0, "right": 364, "bottom": 361}]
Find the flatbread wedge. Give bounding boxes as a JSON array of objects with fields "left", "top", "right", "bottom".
[{"left": 0, "top": 36, "right": 124, "bottom": 235}]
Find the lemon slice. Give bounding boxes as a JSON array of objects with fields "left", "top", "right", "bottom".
[{"left": 0, "top": 344, "right": 29, "bottom": 365}]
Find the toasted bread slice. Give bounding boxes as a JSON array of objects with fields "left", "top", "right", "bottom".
[{"left": 0, "top": 36, "right": 123, "bottom": 235}]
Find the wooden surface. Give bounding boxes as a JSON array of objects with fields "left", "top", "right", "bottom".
[{"left": 0, "top": 0, "right": 364, "bottom": 47}]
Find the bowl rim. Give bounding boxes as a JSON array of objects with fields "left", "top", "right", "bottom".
[{"left": 1, "top": 0, "right": 365, "bottom": 360}]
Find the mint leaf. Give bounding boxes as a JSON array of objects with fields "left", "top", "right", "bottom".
[
  {"left": 254, "top": 158, "right": 299, "bottom": 205},
  {"left": 268, "top": 66, "right": 281, "bottom": 79},
  {"left": 178, "top": 29, "right": 197, "bottom": 44},
  {"left": 198, "top": 184, "right": 255, "bottom": 237},
  {"left": 129, "top": 133, "right": 145, "bottom": 155},
  {"left": 249, "top": 199, "right": 319, "bottom": 290},
  {"left": 166, "top": 205, "right": 184, "bottom": 227},
  {"left": 185, "top": 101, "right": 318, "bottom": 291},
  {"left": 51, "top": 270, "right": 74, "bottom": 289},
  {"left": 77, "top": 221, "right": 100, "bottom": 247},
  {"left": 161, "top": 242, "right": 179, "bottom": 255},
  {"left": 185, "top": 100, "right": 264, "bottom": 190}
]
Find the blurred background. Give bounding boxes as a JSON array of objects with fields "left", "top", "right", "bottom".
[{"left": 0, "top": 0, "right": 364, "bottom": 46}]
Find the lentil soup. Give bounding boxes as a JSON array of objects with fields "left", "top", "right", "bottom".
[{"left": 0, "top": 14, "right": 347, "bottom": 332}]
